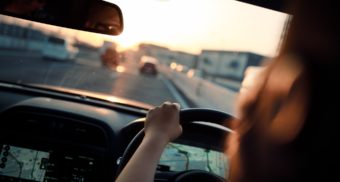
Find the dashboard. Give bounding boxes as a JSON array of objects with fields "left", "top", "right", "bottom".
[{"left": 0, "top": 84, "right": 229, "bottom": 181}]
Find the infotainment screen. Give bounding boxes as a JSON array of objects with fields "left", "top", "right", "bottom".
[
  {"left": 0, "top": 143, "right": 98, "bottom": 181},
  {"left": 0, "top": 144, "right": 49, "bottom": 182}
]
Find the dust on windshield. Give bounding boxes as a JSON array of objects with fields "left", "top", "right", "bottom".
[{"left": 0, "top": 0, "right": 288, "bottom": 114}]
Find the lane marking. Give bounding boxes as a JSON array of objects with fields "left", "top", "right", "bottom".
[{"left": 160, "top": 75, "right": 189, "bottom": 108}]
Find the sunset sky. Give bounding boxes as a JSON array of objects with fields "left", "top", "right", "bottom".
[{"left": 106, "top": 0, "right": 289, "bottom": 57}]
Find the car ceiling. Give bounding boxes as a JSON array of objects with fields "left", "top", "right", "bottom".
[{"left": 237, "top": 0, "right": 290, "bottom": 13}]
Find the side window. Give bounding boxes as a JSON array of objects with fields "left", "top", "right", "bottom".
[
  {"left": 228, "top": 60, "right": 239, "bottom": 69},
  {"left": 204, "top": 58, "right": 212, "bottom": 65},
  {"left": 48, "top": 37, "right": 65, "bottom": 45}
]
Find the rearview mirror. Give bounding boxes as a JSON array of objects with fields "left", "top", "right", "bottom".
[{"left": 0, "top": 0, "right": 124, "bottom": 35}]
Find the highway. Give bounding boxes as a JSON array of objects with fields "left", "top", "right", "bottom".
[{"left": 0, "top": 50, "right": 186, "bottom": 107}]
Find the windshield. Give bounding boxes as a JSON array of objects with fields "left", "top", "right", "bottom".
[{"left": 0, "top": 0, "right": 288, "bottom": 114}]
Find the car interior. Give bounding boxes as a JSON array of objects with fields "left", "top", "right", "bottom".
[{"left": 0, "top": 0, "right": 289, "bottom": 181}]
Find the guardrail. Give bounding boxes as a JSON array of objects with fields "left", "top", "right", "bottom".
[
  {"left": 0, "top": 36, "right": 44, "bottom": 58},
  {"left": 160, "top": 65, "right": 237, "bottom": 115},
  {"left": 0, "top": 35, "right": 46, "bottom": 52}
]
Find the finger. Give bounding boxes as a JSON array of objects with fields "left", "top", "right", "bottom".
[
  {"left": 147, "top": 106, "right": 160, "bottom": 115},
  {"left": 161, "top": 101, "right": 176, "bottom": 109},
  {"left": 160, "top": 102, "right": 167, "bottom": 108},
  {"left": 148, "top": 107, "right": 155, "bottom": 113},
  {"left": 178, "top": 125, "right": 183, "bottom": 133},
  {"left": 163, "top": 101, "right": 172, "bottom": 105},
  {"left": 173, "top": 103, "right": 181, "bottom": 110}
]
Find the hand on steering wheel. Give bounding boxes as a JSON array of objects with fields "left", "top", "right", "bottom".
[
  {"left": 144, "top": 102, "right": 182, "bottom": 145},
  {"left": 116, "top": 108, "right": 233, "bottom": 182}
]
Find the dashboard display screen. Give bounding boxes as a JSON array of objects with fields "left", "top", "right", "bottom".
[
  {"left": 159, "top": 142, "right": 228, "bottom": 178},
  {"left": 0, "top": 144, "right": 49, "bottom": 182},
  {"left": 0, "top": 143, "right": 98, "bottom": 181}
]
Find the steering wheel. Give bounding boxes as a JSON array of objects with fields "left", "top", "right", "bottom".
[{"left": 116, "top": 108, "right": 234, "bottom": 182}]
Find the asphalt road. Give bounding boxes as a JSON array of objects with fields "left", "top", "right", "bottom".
[{"left": 0, "top": 53, "right": 179, "bottom": 106}]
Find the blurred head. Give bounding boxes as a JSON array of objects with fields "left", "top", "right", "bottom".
[{"left": 226, "top": 0, "right": 340, "bottom": 181}]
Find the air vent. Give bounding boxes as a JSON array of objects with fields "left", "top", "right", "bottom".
[{"left": 0, "top": 108, "right": 108, "bottom": 148}]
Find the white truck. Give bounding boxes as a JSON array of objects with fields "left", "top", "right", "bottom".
[{"left": 43, "top": 36, "right": 78, "bottom": 61}]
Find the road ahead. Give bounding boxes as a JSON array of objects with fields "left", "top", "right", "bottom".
[{"left": 0, "top": 52, "right": 181, "bottom": 106}]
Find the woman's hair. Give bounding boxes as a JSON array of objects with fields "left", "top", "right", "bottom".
[{"left": 227, "top": 0, "right": 339, "bottom": 181}]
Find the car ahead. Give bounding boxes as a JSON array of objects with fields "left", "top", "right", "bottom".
[
  {"left": 100, "top": 47, "right": 119, "bottom": 70},
  {"left": 139, "top": 56, "right": 158, "bottom": 75},
  {"left": 0, "top": 0, "right": 292, "bottom": 181}
]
